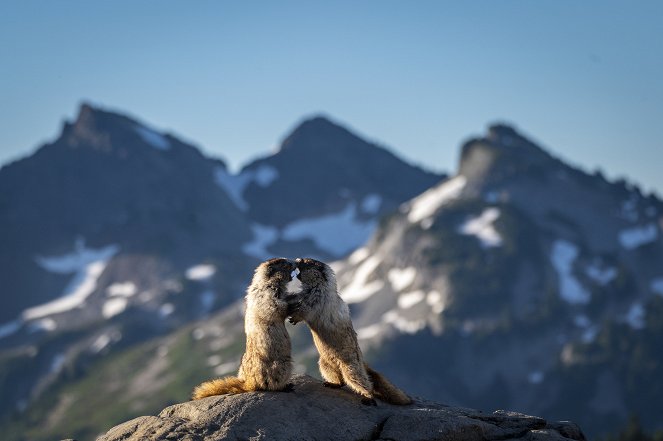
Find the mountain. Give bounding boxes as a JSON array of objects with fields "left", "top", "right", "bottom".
[
  {"left": 0, "top": 103, "right": 442, "bottom": 441},
  {"left": 332, "top": 124, "right": 663, "bottom": 436},
  {"left": 216, "top": 115, "right": 443, "bottom": 259}
]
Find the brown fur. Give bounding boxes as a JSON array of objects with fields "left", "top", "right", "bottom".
[
  {"left": 289, "top": 258, "right": 412, "bottom": 405},
  {"left": 192, "top": 258, "right": 296, "bottom": 400}
]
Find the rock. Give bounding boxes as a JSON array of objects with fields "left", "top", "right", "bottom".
[{"left": 97, "top": 375, "right": 585, "bottom": 441}]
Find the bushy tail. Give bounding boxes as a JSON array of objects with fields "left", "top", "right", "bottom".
[
  {"left": 365, "top": 365, "right": 412, "bottom": 405},
  {"left": 191, "top": 376, "right": 247, "bottom": 400}
]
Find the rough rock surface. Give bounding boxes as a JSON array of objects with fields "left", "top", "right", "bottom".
[{"left": 96, "top": 375, "right": 585, "bottom": 441}]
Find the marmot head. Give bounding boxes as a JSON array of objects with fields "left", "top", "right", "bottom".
[
  {"left": 294, "top": 258, "right": 333, "bottom": 287},
  {"left": 254, "top": 258, "right": 297, "bottom": 293}
]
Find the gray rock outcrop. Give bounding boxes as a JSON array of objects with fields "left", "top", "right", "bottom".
[{"left": 97, "top": 375, "right": 585, "bottom": 441}]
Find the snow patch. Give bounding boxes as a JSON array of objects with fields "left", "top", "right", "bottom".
[
  {"left": 388, "top": 267, "right": 417, "bottom": 292},
  {"left": 103, "top": 298, "right": 128, "bottom": 318},
  {"left": 585, "top": 262, "right": 617, "bottom": 286},
  {"left": 28, "top": 242, "right": 119, "bottom": 320},
  {"left": 383, "top": 310, "right": 426, "bottom": 334},
  {"left": 341, "top": 256, "right": 384, "bottom": 304},
  {"left": 207, "top": 355, "right": 223, "bottom": 367},
  {"left": 253, "top": 165, "right": 279, "bottom": 187},
  {"left": 200, "top": 290, "right": 215, "bottom": 312},
  {"left": 0, "top": 320, "right": 21, "bottom": 340},
  {"left": 619, "top": 223, "right": 658, "bottom": 249},
  {"left": 528, "top": 371, "right": 544, "bottom": 384},
  {"left": 408, "top": 175, "right": 467, "bottom": 224},
  {"left": 651, "top": 277, "right": 663, "bottom": 296},
  {"left": 348, "top": 247, "right": 370, "bottom": 265},
  {"left": 50, "top": 353, "right": 66, "bottom": 374},
  {"left": 214, "top": 165, "right": 279, "bottom": 211},
  {"left": 426, "top": 290, "right": 447, "bottom": 314},
  {"left": 214, "top": 360, "right": 240, "bottom": 376},
  {"left": 29, "top": 318, "right": 57, "bottom": 332},
  {"left": 106, "top": 282, "right": 137, "bottom": 297},
  {"left": 185, "top": 264, "right": 216, "bottom": 281},
  {"left": 134, "top": 125, "right": 170, "bottom": 151},
  {"left": 160, "top": 303, "right": 175, "bottom": 317},
  {"left": 242, "top": 224, "right": 278, "bottom": 259},
  {"left": 550, "top": 240, "right": 590, "bottom": 304},
  {"left": 398, "top": 290, "right": 426, "bottom": 309},
  {"left": 356, "top": 323, "right": 383, "bottom": 340},
  {"left": 282, "top": 203, "right": 376, "bottom": 256},
  {"left": 91, "top": 334, "right": 111, "bottom": 353},
  {"left": 361, "top": 194, "right": 382, "bottom": 214},
  {"left": 625, "top": 303, "right": 645, "bottom": 329},
  {"left": 458, "top": 207, "right": 502, "bottom": 247},
  {"left": 214, "top": 167, "right": 253, "bottom": 211}
]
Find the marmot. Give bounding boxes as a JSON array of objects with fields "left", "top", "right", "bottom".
[
  {"left": 192, "top": 258, "right": 297, "bottom": 400},
  {"left": 288, "top": 258, "right": 412, "bottom": 406}
]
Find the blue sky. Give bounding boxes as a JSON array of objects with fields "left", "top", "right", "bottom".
[{"left": 1, "top": 1, "right": 662, "bottom": 194}]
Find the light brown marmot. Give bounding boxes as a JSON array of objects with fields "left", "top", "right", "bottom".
[
  {"left": 192, "top": 258, "right": 297, "bottom": 399},
  {"left": 289, "top": 257, "right": 412, "bottom": 406}
]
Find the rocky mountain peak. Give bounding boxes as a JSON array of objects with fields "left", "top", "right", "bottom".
[
  {"left": 458, "top": 123, "right": 557, "bottom": 188},
  {"left": 279, "top": 115, "right": 371, "bottom": 155},
  {"left": 97, "top": 375, "right": 585, "bottom": 441},
  {"left": 58, "top": 102, "right": 172, "bottom": 154}
]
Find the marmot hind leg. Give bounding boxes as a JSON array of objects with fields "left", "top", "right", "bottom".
[
  {"left": 319, "top": 357, "right": 344, "bottom": 388},
  {"left": 339, "top": 363, "right": 376, "bottom": 406}
]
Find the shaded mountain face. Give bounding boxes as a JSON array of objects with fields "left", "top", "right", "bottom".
[
  {"left": 333, "top": 124, "right": 663, "bottom": 436},
  {"left": 215, "top": 116, "right": 444, "bottom": 259},
  {"left": 0, "top": 104, "right": 442, "bottom": 439}
]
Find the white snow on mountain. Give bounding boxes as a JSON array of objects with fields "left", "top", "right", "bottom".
[
  {"left": 348, "top": 247, "right": 370, "bottom": 265},
  {"left": 361, "top": 194, "right": 382, "bottom": 214},
  {"left": 160, "top": 303, "right": 175, "bottom": 317},
  {"left": 458, "top": 207, "right": 502, "bottom": 248},
  {"left": 388, "top": 267, "right": 417, "bottom": 292},
  {"left": 102, "top": 298, "right": 128, "bottom": 319},
  {"left": 214, "top": 165, "right": 279, "bottom": 211},
  {"left": 528, "top": 371, "right": 544, "bottom": 384},
  {"left": 356, "top": 323, "right": 383, "bottom": 340},
  {"left": 242, "top": 224, "right": 278, "bottom": 259},
  {"left": 551, "top": 240, "right": 591, "bottom": 304},
  {"left": 0, "top": 320, "right": 21, "bottom": 340},
  {"left": 625, "top": 303, "right": 645, "bottom": 329},
  {"left": 619, "top": 223, "right": 659, "bottom": 249},
  {"left": 407, "top": 175, "right": 466, "bottom": 225},
  {"left": 252, "top": 165, "right": 279, "bottom": 186},
  {"left": 652, "top": 277, "right": 663, "bottom": 296},
  {"left": 29, "top": 318, "right": 57, "bottom": 332},
  {"left": 426, "top": 289, "right": 447, "bottom": 314},
  {"left": 26, "top": 242, "right": 119, "bottom": 320},
  {"left": 91, "top": 334, "right": 111, "bottom": 353},
  {"left": 585, "top": 262, "right": 617, "bottom": 286},
  {"left": 282, "top": 203, "right": 376, "bottom": 256},
  {"left": 340, "top": 255, "right": 384, "bottom": 304},
  {"left": 106, "top": 282, "right": 137, "bottom": 297},
  {"left": 398, "top": 290, "right": 426, "bottom": 309},
  {"left": 382, "top": 310, "right": 426, "bottom": 334},
  {"left": 214, "top": 168, "right": 254, "bottom": 211},
  {"left": 185, "top": 264, "right": 216, "bottom": 281},
  {"left": 134, "top": 125, "right": 170, "bottom": 151}
]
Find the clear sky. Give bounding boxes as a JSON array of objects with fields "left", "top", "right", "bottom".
[{"left": 1, "top": 1, "right": 662, "bottom": 195}]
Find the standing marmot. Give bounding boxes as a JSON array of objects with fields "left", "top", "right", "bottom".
[
  {"left": 289, "top": 258, "right": 412, "bottom": 405},
  {"left": 192, "top": 258, "right": 297, "bottom": 399}
]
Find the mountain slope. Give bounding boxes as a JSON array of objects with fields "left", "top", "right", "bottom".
[
  {"left": 333, "top": 124, "right": 663, "bottom": 436},
  {"left": 216, "top": 115, "right": 444, "bottom": 259},
  {"left": 0, "top": 104, "right": 444, "bottom": 440}
]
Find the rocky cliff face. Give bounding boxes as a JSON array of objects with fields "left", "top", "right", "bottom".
[{"left": 96, "top": 375, "right": 585, "bottom": 441}]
